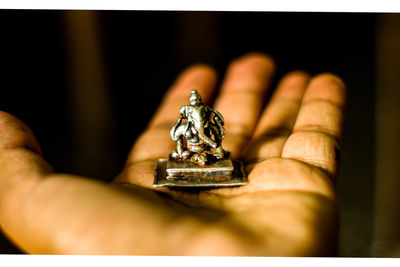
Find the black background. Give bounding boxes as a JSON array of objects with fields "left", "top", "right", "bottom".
[{"left": 0, "top": 11, "right": 375, "bottom": 256}]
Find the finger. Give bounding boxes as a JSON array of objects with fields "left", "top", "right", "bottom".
[
  {"left": 0, "top": 111, "right": 53, "bottom": 184},
  {"left": 126, "top": 65, "right": 217, "bottom": 164},
  {"left": 0, "top": 111, "right": 54, "bottom": 238},
  {"left": 281, "top": 73, "right": 346, "bottom": 180},
  {"left": 0, "top": 113, "right": 171, "bottom": 254},
  {"left": 213, "top": 53, "right": 275, "bottom": 159},
  {"left": 242, "top": 71, "right": 310, "bottom": 164}
]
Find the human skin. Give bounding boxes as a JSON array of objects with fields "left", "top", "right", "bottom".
[{"left": 0, "top": 53, "right": 345, "bottom": 256}]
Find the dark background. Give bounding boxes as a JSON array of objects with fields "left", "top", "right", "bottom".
[{"left": 0, "top": 10, "right": 377, "bottom": 256}]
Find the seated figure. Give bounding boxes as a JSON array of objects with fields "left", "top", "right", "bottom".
[{"left": 169, "top": 89, "right": 226, "bottom": 165}]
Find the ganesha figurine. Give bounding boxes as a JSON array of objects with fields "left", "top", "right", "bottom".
[
  {"left": 154, "top": 89, "right": 247, "bottom": 187},
  {"left": 170, "top": 89, "right": 226, "bottom": 165}
]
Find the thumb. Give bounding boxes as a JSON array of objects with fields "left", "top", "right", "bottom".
[{"left": 0, "top": 111, "right": 54, "bottom": 248}]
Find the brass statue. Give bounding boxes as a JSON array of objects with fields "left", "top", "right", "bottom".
[
  {"left": 154, "top": 89, "right": 247, "bottom": 188},
  {"left": 169, "top": 89, "right": 226, "bottom": 165}
]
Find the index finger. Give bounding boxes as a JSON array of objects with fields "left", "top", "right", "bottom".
[{"left": 125, "top": 65, "right": 217, "bottom": 164}]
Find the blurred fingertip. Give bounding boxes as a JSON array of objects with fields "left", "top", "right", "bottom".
[
  {"left": 0, "top": 111, "right": 42, "bottom": 155},
  {"left": 0, "top": 110, "right": 20, "bottom": 122},
  {"left": 0, "top": 111, "right": 30, "bottom": 133},
  {"left": 311, "top": 73, "right": 346, "bottom": 91},
  {"left": 240, "top": 52, "right": 276, "bottom": 70},
  {"left": 272, "top": 71, "right": 311, "bottom": 100},
  {"left": 283, "top": 70, "right": 311, "bottom": 82},
  {"left": 304, "top": 73, "right": 347, "bottom": 107},
  {"left": 182, "top": 64, "right": 217, "bottom": 80}
]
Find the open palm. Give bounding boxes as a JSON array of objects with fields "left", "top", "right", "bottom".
[{"left": 0, "top": 53, "right": 345, "bottom": 256}]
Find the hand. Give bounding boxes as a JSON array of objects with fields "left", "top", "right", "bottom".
[{"left": 0, "top": 53, "right": 345, "bottom": 256}]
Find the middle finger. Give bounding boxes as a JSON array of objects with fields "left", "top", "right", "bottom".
[
  {"left": 213, "top": 53, "right": 275, "bottom": 159},
  {"left": 243, "top": 71, "right": 310, "bottom": 166}
]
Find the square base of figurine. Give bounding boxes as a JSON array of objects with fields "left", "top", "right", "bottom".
[{"left": 154, "top": 158, "right": 247, "bottom": 188}]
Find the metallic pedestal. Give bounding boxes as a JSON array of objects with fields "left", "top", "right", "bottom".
[{"left": 154, "top": 158, "right": 247, "bottom": 187}]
